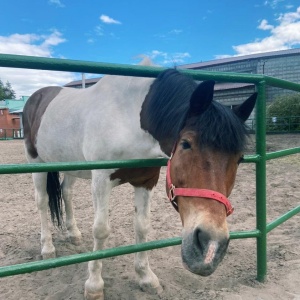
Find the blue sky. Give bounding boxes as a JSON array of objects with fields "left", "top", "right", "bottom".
[{"left": 0, "top": 0, "right": 300, "bottom": 96}]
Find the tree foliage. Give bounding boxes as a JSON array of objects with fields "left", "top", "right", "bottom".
[
  {"left": 266, "top": 93, "right": 300, "bottom": 131},
  {"left": 0, "top": 79, "right": 16, "bottom": 100}
]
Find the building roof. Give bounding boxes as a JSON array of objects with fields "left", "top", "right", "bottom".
[
  {"left": 180, "top": 48, "right": 300, "bottom": 69},
  {"left": 0, "top": 97, "right": 29, "bottom": 113},
  {"left": 64, "top": 77, "right": 100, "bottom": 87}
]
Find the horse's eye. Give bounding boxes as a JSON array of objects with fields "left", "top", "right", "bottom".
[
  {"left": 181, "top": 140, "right": 191, "bottom": 150},
  {"left": 237, "top": 156, "right": 244, "bottom": 165}
]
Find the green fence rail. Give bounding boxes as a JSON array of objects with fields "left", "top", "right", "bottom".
[{"left": 0, "top": 54, "right": 300, "bottom": 283}]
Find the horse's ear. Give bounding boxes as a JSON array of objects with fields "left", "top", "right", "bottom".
[
  {"left": 189, "top": 80, "right": 215, "bottom": 116},
  {"left": 233, "top": 92, "right": 257, "bottom": 122}
]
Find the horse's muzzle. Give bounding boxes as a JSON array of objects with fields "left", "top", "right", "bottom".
[{"left": 181, "top": 228, "right": 229, "bottom": 276}]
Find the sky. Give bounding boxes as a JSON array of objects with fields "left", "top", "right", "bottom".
[{"left": 0, "top": 0, "right": 300, "bottom": 97}]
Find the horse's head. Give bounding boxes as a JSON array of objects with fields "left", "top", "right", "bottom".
[{"left": 167, "top": 80, "right": 257, "bottom": 276}]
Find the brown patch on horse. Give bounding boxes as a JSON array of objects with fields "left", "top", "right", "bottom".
[
  {"left": 23, "top": 87, "right": 63, "bottom": 158},
  {"left": 110, "top": 167, "right": 161, "bottom": 190},
  {"left": 169, "top": 131, "right": 241, "bottom": 229}
]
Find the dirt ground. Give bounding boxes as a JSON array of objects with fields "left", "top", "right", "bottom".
[{"left": 0, "top": 134, "right": 299, "bottom": 300}]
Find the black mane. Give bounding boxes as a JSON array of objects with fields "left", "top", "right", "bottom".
[
  {"left": 140, "top": 69, "right": 249, "bottom": 155},
  {"left": 185, "top": 101, "right": 249, "bottom": 153}
]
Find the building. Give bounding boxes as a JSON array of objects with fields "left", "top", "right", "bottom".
[
  {"left": 65, "top": 48, "right": 300, "bottom": 112},
  {"left": 0, "top": 96, "right": 29, "bottom": 139},
  {"left": 64, "top": 77, "right": 100, "bottom": 89},
  {"left": 180, "top": 48, "right": 300, "bottom": 109}
]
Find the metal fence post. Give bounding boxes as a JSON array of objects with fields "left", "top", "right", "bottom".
[{"left": 255, "top": 81, "right": 267, "bottom": 282}]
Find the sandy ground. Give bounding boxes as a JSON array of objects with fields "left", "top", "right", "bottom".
[{"left": 0, "top": 134, "right": 299, "bottom": 300}]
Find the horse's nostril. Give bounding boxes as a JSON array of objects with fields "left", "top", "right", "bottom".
[{"left": 194, "top": 228, "right": 211, "bottom": 255}]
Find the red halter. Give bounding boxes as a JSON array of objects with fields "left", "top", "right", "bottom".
[{"left": 166, "top": 147, "right": 234, "bottom": 217}]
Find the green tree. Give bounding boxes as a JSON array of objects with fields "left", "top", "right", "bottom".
[
  {"left": 0, "top": 79, "right": 16, "bottom": 100},
  {"left": 266, "top": 93, "right": 300, "bottom": 132}
]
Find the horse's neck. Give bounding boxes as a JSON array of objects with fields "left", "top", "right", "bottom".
[{"left": 91, "top": 74, "right": 185, "bottom": 155}]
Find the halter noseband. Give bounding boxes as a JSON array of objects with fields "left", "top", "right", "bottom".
[{"left": 166, "top": 145, "right": 234, "bottom": 217}]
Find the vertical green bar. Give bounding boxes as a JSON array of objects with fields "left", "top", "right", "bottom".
[{"left": 255, "top": 81, "right": 267, "bottom": 282}]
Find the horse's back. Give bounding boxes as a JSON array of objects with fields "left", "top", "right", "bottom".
[{"left": 24, "top": 75, "right": 164, "bottom": 170}]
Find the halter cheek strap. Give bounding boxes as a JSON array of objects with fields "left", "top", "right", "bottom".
[{"left": 166, "top": 151, "right": 234, "bottom": 217}]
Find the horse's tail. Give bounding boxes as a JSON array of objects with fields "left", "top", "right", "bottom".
[{"left": 47, "top": 172, "right": 63, "bottom": 228}]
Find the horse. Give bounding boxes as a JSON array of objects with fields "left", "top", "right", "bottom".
[{"left": 22, "top": 60, "right": 257, "bottom": 300}]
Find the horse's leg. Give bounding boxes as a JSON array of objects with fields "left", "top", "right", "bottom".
[
  {"left": 32, "top": 172, "right": 56, "bottom": 259},
  {"left": 84, "top": 171, "right": 114, "bottom": 300},
  {"left": 61, "top": 174, "right": 82, "bottom": 245},
  {"left": 134, "top": 186, "right": 163, "bottom": 294}
]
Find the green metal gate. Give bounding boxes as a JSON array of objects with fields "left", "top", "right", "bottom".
[{"left": 0, "top": 54, "right": 299, "bottom": 282}]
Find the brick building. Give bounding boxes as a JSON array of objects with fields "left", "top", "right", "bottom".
[{"left": 0, "top": 97, "right": 28, "bottom": 139}]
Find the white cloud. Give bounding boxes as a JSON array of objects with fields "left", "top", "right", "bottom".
[
  {"left": 87, "top": 38, "right": 95, "bottom": 44},
  {"left": 0, "top": 31, "right": 77, "bottom": 97},
  {"left": 150, "top": 50, "right": 168, "bottom": 59},
  {"left": 100, "top": 14, "right": 121, "bottom": 24},
  {"left": 48, "top": 0, "right": 65, "bottom": 8},
  {"left": 95, "top": 25, "right": 104, "bottom": 36},
  {"left": 154, "top": 29, "right": 183, "bottom": 39},
  {"left": 217, "top": 6, "right": 300, "bottom": 58},
  {"left": 148, "top": 50, "right": 191, "bottom": 66},
  {"left": 214, "top": 54, "right": 233, "bottom": 59},
  {"left": 264, "top": 0, "right": 284, "bottom": 9},
  {"left": 277, "top": 6, "right": 300, "bottom": 24},
  {"left": 91, "top": 16, "right": 120, "bottom": 40},
  {"left": 258, "top": 19, "right": 274, "bottom": 30},
  {"left": 169, "top": 29, "right": 183, "bottom": 35},
  {"left": 0, "top": 30, "right": 65, "bottom": 59},
  {"left": 285, "top": 5, "right": 294, "bottom": 10},
  {"left": 2, "top": 68, "right": 76, "bottom": 97},
  {"left": 233, "top": 6, "right": 300, "bottom": 56}
]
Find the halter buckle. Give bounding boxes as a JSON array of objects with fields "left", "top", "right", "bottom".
[{"left": 169, "top": 184, "right": 176, "bottom": 201}]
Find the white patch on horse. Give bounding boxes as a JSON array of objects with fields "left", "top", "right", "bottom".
[{"left": 36, "top": 75, "right": 167, "bottom": 179}]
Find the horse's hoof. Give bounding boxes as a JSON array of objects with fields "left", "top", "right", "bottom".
[
  {"left": 69, "top": 235, "right": 82, "bottom": 246},
  {"left": 41, "top": 246, "right": 56, "bottom": 259},
  {"left": 84, "top": 290, "right": 104, "bottom": 300},
  {"left": 42, "top": 251, "right": 56, "bottom": 260},
  {"left": 140, "top": 281, "right": 163, "bottom": 295}
]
